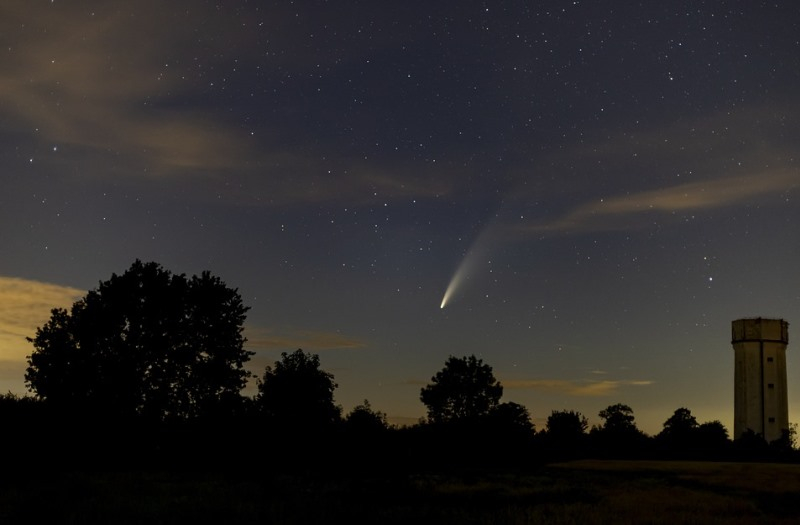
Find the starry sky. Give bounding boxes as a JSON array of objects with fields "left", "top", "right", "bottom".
[{"left": 1, "top": 1, "right": 799, "bottom": 434}]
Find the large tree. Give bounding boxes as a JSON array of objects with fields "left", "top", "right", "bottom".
[
  {"left": 26, "top": 260, "right": 252, "bottom": 421},
  {"left": 420, "top": 355, "right": 503, "bottom": 424}
]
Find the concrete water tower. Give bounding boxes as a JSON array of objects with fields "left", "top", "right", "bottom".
[{"left": 731, "top": 318, "right": 789, "bottom": 443}]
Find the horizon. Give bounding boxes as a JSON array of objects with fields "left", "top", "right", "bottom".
[{"left": 0, "top": 273, "right": 793, "bottom": 436}]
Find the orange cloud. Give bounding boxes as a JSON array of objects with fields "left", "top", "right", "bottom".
[{"left": 0, "top": 276, "right": 83, "bottom": 392}]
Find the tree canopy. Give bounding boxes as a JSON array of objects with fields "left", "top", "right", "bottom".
[
  {"left": 546, "top": 410, "right": 588, "bottom": 440},
  {"left": 345, "top": 399, "right": 390, "bottom": 434},
  {"left": 598, "top": 403, "right": 637, "bottom": 433},
  {"left": 256, "top": 349, "right": 340, "bottom": 431},
  {"left": 25, "top": 260, "right": 252, "bottom": 421},
  {"left": 489, "top": 401, "right": 535, "bottom": 435},
  {"left": 659, "top": 407, "right": 699, "bottom": 440},
  {"left": 419, "top": 355, "right": 503, "bottom": 424}
]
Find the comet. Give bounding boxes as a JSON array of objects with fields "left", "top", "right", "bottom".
[{"left": 439, "top": 221, "right": 499, "bottom": 309}]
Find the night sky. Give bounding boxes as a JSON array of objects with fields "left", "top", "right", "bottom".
[{"left": 2, "top": 1, "right": 799, "bottom": 434}]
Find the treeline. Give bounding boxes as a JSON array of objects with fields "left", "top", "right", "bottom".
[
  {"left": 0, "top": 372, "right": 795, "bottom": 473},
  {"left": 2, "top": 261, "right": 796, "bottom": 472}
]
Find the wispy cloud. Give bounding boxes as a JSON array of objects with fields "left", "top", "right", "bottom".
[
  {"left": 0, "top": 1, "right": 463, "bottom": 207},
  {"left": 504, "top": 379, "right": 654, "bottom": 397},
  {"left": 0, "top": 2, "right": 252, "bottom": 176},
  {"left": 522, "top": 169, "right": 798, "bottom": 234},
  {"left": 245, "top": 327, "right": 367, "bottom": 352}
]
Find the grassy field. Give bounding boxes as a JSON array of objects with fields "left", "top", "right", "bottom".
[{"left": 2, "top": 460, "right": 799, "bottom": 524}]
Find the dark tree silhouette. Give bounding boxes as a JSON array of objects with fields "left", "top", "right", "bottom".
[
  {"left": 420, "top": 355, "right": 502, "bottom": 424},
  {"left": 598, "top": 403, "right": 636, "bottom": 433},
  {"left": 696, "top": 420, "right": 728, "bottom": 445},
  {"left": 540, "top": 409, "right": 590, "bottom": 459},
  {"left": 345, "top": 399, "right": 390, "bottom": 434},
  {"left": 771, "top": 424, "right": 797, "bottom": 451},
  {"left": 341, "top": 399, "right": 395, "bottom": 470},
  {"left": 659, "top": 407, "right": 698, "bottom": 440},
  {"left": 25, "top": 260, "right": 252, "bottom": 421},
  {"left": 546, "top": 410, "right": 588, "bottom": 440},
  {"left": 488, "top": 401, "right": 535, "bottom": 435},
  {"left": 255, "top": 349, "right": 341, "bottom": 432},
  {"left": 733, "top": 428, "right": 771, "bottom": 459},
  {"left": 656, "top": 407, "right": 701, "bottom": 457},
  {"left": 543, "top": 410, "right": 588, "bottom": 456},
  {"left": 592, "top": 403, "right": 649, "bottom": 457}
]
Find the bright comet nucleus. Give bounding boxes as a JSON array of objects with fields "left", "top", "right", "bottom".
[{"left": 440, "top": 276, "right": 460, "bottom": 309}]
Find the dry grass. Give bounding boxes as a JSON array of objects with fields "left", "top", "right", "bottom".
[
  {"left": 1, "top": 461, "right": 799, "bottom": 524},
  {"left": 546, "top": 460, "right": 800, "bottom": 524}
]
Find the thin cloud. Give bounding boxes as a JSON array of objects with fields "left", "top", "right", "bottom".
[
  {"left": 523, "top": 169, "right": 798, "bottom": 234},
  {"left": 0, "top": 1, "right": 466, "bottom": 207},
  {"left": 0, "top": 3, "right": 251, "bottom": 176},
  {"left": 245, "top": 327, "right": 367, "bottom": 352},
  {"left": 504, "top": 379, "right": 654, "bottom": 397}
]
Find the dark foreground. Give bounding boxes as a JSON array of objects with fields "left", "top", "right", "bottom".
[{"left": 3, "top": 461, "right": 799, "bottom": 524}]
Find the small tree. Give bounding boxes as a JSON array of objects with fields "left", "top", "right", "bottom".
[
  {"left": 546, "top": 410, "right": 588, "bottom": 440},
  {"left": 489, "top": 401, "right": 535, "bottom": 435},
  {"left": 345, "top": 399, "right": 390, "bottom": 434},
  {"left": 697, "top": 420, "right": 728, "bottom": 442},
  {"left": 420, "top": 355, "right": 503, "bottom": 424},
  {"left": 660, "top": 407, "right": 698, "bottom": 440},
  {"left": 657, "top": 407, "right": 700, "bottom": 456},
  {"left": 256, "top": 349, "right": 340, "bottom": 431},
  {"left": 598, "top": 403, "right": 636, "bottom": 433},
  {"left": 695, "top": 420, "right": 730, "bottom": 456},
  {"left": 592, "top": 403, "right": 649, "bottom": 457},
  {"left": 544, "top": 409, "right": 588, "bottom": 454}
]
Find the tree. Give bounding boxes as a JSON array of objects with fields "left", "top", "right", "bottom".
[
  {"left": 540, "top": 410, "right": 590, "bottom": 459},
  {"left": 255, "top": 349, "right": 341, "bottom": 431},
  {"left": 695, "top": 420, "right": 730, "bottom": 455},
  {"left": 657, "top": 407, "right": 701, "bottom": 456},
  {"left": 489, "top": 401, "right": 535, "bottom": 435},
  {"left": 419, "top": 355, "right": 503, "bottom": 424},
  {"left": 697, "top": 420, "right": 728, "bottom": 443},
  {"left": 345, "top": 399, "right": 390, "bottom": 434},
  {"left": 660, "top": 407, "right": 698, "bottom": 440},
  {"left": 592, "top": 403, "right": 649, "bottom": 457},
  {"left": 25, "top": 260, "right": 252, "bottom": 421},
  {"left": 598, "top": 403, "right": 636, "bottom": 433},
  {"left": 546, "top": 410, "right": 588, "bottom": 440}
]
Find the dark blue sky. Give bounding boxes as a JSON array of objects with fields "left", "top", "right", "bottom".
[{"left": 1, "top": 0, "right": 799, "bottom": 433}]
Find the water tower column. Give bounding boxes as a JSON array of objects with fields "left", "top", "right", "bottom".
[{"left": 731, "top": 318, "right": 789, "bottom": 443}]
